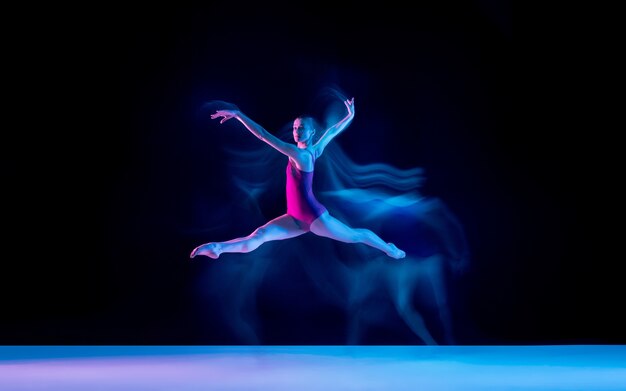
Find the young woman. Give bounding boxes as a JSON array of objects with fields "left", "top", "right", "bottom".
[{"left": 190, "top": 97, "right": 405, "bottom": 260}]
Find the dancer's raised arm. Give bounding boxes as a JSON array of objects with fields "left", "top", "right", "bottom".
[
  {"left": 211, "top": 109, "right": 299, "bottom": 158},
  {"left": 313, "top": 97, "right": 355, "bottom": 156}
]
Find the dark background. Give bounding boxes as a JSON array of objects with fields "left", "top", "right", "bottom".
[{"left": 4, "top": 1, "right": 621, "bottom": 345}]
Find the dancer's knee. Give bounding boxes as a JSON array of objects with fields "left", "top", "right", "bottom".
[
  {"left": 334, "top": 228, "right": 364, "bottom": 244},
  {"left": 251, "top": 226, "right": 269, "bottom": 239},
  {"left": 353, "top": 228, "right": 371, "bottom": 243}
]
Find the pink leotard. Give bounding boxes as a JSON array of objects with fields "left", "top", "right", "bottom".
[{"left": 286, "top": 150, "right": 327, "bottom": 230}]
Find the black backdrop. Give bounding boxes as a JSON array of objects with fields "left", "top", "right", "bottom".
[{"left": 4, "top": 1, "right": 622, "bottom": 345}]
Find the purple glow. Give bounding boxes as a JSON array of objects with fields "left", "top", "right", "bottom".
[{"left": 1, "top": 346, "right": 625, "bottom": 390}]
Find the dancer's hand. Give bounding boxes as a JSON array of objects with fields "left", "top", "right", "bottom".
[
  {"left": 211, "top": 110, "right": 239, "bottom": 124},
  {"left": 344, "top": 97, "right": 355, "bottom": 117}
]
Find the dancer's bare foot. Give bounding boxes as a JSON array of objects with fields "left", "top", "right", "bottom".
[
  {"left": 190, "top": 243, "right": 221, "bottom": 259},
  {"left": 386, "top": 243, "right": 406, "bottom": 259}
]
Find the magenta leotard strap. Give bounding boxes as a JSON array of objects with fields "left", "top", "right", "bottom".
[{"left": 285, "top": 149, "right": 327, "bottom": 230}]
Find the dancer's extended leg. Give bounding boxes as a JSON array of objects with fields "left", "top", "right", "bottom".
[
  {"left": 309, "top": 212, "right": 406, "bottom": 259},
  {"left": 190, "top": 214, "right": 307, "bottom": 259}
]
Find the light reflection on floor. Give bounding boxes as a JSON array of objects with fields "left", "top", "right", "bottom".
[{"left": 1, "top": 345, "right": 625, "bottom": 390}]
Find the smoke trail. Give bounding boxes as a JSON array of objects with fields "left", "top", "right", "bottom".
[{"left": 193, "top": 91, "right": 470, "bottom": 344}]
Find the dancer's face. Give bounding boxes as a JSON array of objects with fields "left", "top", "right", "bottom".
[{"left": 293, "top": 118, "right": 314, "bottom": 144}]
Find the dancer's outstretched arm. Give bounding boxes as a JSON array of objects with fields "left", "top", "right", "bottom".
[
  {"left": 313, "top": 97, "right": 355, "bottom": 156},
  {"left": 211, "top": 109, "right": 299, "bottom": 158}
]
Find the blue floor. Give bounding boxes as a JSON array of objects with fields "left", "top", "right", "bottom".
[{"left": 1, "top": 345, "right": 625, "bottom": 390}]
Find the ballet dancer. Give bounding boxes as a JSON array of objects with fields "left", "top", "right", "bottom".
[{"left": 190, "top": 97, "right": 406, "bottom": 260}]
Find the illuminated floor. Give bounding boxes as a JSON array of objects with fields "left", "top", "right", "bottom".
[{"left": 1, "top": 345, "right": 625, "bottom": 390}]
